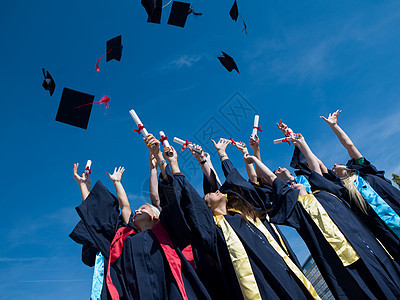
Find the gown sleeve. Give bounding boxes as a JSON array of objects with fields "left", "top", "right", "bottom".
[
  {"left": 75, "top": 180, "right": 121, "bottom": 258},
  {"left": 269, "top": 178, "right": 301, "bottom": 229}
]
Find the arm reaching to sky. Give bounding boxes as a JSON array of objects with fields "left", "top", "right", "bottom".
[
  {"left": 73, "top": 163, "right": 91, "bottom": 201},
  {"left": 145, "top": 134, "right": 168, "bottom": 181},
  {"left": 234, "top": 141, "right": 258, "bottom": 183},
  {"left": 249, "top": 134, "right": 265, "bottom": 179},
  {"left": 106, "top": 166, "right": 131, "bottom": 224},
  {"left": 243, "top": 154, "right": 276, "bottom": 186},
  {"left": 211, "top": 138, "right": 230, "bottom": 162},
  {"left": 149, "top": 154, "right": 161, "bottom": 211},
  {"left": 189, "top": 144, "right": 219, "bottom": 191},
  {"left": 291, "top": 134, "right": 322, "bottom": 175},
  {"left": 321, "top": 109, "right": 363, "bottom": 160},
  {"left": 163, "top": 145, "right": 180, "bottom": 174}
]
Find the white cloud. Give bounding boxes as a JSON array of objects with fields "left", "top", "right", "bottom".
[{"left": 165, "top": 54, "right": 204, "bottom": 69}]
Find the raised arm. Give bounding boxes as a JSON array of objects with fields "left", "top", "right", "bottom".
[
  {"left": 292, "top": 134, "right": 322, "bottom": 175},
  {"left": 189, "top": 144, "right": 218, "bottom": 191},
  {"left": 249, "top": 134, "right": 265, "bottom": 179},
  {"left": 73, "top": 163, "right": 91, "bottom": 201},
  {"left": 106, "top": 167, "right": 131, "bottom": 224},
  {"left": 211, "top": 138, "right": 230, "bottom": 162},
  {"left": 244, "top": 154, "right": 276, "bottom": 186},
  {"left": 145, "top": 134, "right": 168, "bottom": 181},
  {"left": 321, "top": 110, "right": 362, "bottom": 159},
  {"left": 164, "top": 146, "right": 180, "bottom": 174},
  {"left": 148, "top": 154, "right": 161, "bottom": 211},
  {"left": 234, "top": 141, "right": 258, "bottom": 183}
]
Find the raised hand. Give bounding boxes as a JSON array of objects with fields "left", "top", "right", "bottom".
[
  {"left": 249, "top": 135, "right": 259, "bottom": 151},
  {"left": 107, "top": 166, "right": 125, "bottom": 183},
  {"left": 190, "top": 144, "right": 206, "bottom": 162},
  {"left": 320, "top": 110, "right": 342, "bottom": 126},
  {"left": 211, "top": 138, "right": 230, "bottom": 152},
  {"left": 234, "top": 141, "right": 249, "bottom": 155},
  {"left": 276, "top": 120, "right": 289, "bottom": 135},
  {"left": 144, "top": 134, "right": 161, "bottom": 157},
  {"left": 73, "top": 163, "right": 91, "bottom": 186},
  {"left": 291, "top": 133, "right": 305, "bottom": 148},
  {"left": 163, "top": 145, "right": 178, "bottom": 163}
]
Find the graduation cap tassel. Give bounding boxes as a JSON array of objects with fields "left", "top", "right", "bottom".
[
  {"left": 240, "top": 16, "right": 247, "bottom": 34},
  {"left": 162, "top": 0, "right": 173, "bottom": 8},
  {"left": 75, "top": 96, "right": 111, "bottom": 111},
  {"left": 96, "top": 49, "right": 113, "bottom": 72},
  {"left": 189, "top": 7, "right": 203, "bottom": 16}
]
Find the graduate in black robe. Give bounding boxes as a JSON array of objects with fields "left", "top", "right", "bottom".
[
  {"left": 160, "top": 142, "right": 321, "bottom": 300},
  {"left": 70, "top": 153, "right": 212, "bottom": 300},
  {"left": 321, "top": 109, "right": 400, "bottom": 215},
  {"left": 250, "top": 133, "right": 400, "bottom": 299}
]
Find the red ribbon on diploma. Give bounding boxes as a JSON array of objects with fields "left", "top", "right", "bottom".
[
  {"left": 253, "top": 126, "right": 263, "bottom": 132},
  {"left": 230, "top": 138, "right": 236, "bottom": 145},
  {"left": 133, "top": 124, "right": 145, "bottom": 134},
  {"left": 181, "top": 140, "right": 190, "bottom": 151},
  {"left": 282, "top": 137, "right": 291, "bottom": 146},
  {"left": 159, "top": 135, "right": 168, "bottom": 144},
  {"left": 85, "top": 167, "right": 91, "bottom": 174}
]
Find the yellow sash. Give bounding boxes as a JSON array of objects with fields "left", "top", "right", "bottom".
[
  {"left": 298, "top": 194, "right": 360, "bottom": 266},
  {"left": 214, "top": 215, "right": 262, "bottom": 300},
  {"left": 227, "top": 209, "right": 321, "bottom": 300}
]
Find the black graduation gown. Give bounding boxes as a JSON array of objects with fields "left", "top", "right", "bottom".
[
  {"left": 208, "top": 159, "right": 301, "bottom": 268},
  {"left": 70, "top": 219, "right": 99, "bottom": 267},
  {"left": 346, "top": 157, "right": 400, "bottom": 215},
  {"left": 270, "top": 175, "right": 400, "bottom": 299},
  {"left": 165, "top": 173, "right": 315, "bottom": 300},
  {"left": 323, "top": 169, "right": 400, "bottom": 264},
  {"left": 292, "top": 147, "right": 400, "bottom": 264},
  {"left": 71, "top": 180, "right": 211, "bottom": 300}
]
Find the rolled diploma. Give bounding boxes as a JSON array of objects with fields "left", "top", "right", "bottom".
[
  {"left": 274, "top": 137, "right": 291, "bottom": 144},
  {"left": 251, "top": 115, "right": 259, "bottom": 138},
  {"left": 173, "top": 137, "right": 202, "bottom": 153},
  {"left": 85, "top": 160, "right": 92, "bottom": 173},
  {"left": 160, "top": 131, "right": 173, "bottom": 155},
  {"left": 129, "top": 109, "right": 149, "bottom": 136}
]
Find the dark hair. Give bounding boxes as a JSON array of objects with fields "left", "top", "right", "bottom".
[{"left": 226, "top": 193, "right": 258, "bottom": 221}]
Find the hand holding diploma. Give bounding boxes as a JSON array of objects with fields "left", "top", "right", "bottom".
[
  {"left": 173, "top": 137, "right": 202, "bottom": 153},
  {"left": 159, "top": 131, "right": 173, "bottom": 157},
  {"left": 85, "top": 160, "right": 92, "bottom": 174},
  {"left": 251, "top": 115, "right": 262, "bottom": 141}
]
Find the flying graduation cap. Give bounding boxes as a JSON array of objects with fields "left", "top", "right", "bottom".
[
  {"left": 218, "top": 51, "right": 239, "bottom": 73},
  {"left": 42, "top": 68, "right": 56, "bottom": 96},
  {"left": 229, "top": 0, "right": 247, "bottom": 34},
  {"left": 141, "top": 0, "right": 163, "bottom": 23},
  {"left": 56, "top": 88, "right": 95, "bottom": 130},
  {"left": 96, "top": 35, "right": 123, "bottom": 72},
  {"left": 167, "top": 1, "right": 202, "bottom": 28}
]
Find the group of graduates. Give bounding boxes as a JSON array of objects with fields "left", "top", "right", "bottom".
[{"left": 70, "top": 110, "right": 400, "bottom": 300}]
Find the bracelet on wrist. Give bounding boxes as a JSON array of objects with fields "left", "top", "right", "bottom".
[
  {"left": 157, "top": 160, "right": 167, "bottom": 167},
  {"left": 219, "top": 154, "right": 227, "bottom": 159}
]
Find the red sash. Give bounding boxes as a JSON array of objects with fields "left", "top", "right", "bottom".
[{"left": 106, "top": 223, "right": 189, "bottom": 300}]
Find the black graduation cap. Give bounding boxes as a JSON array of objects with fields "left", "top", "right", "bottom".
[
  {"left": 229, "top": 0, "right": 247, "bottom": 34},
  {"left": 141, "top": 0, "right": 162, "bottom": 24},
  {"left": 42, "top": 68, "right": 56, "bottom": 96},
  {"left": 168, "top": 1, "right": 190, "bottom": 28},
  {"left": 218, "top": 51, "right": 239, "bottom": 73},
  {"left": 55, "top": 88, "right": 95, "bottom": 130},
  {"left": 106, "top": 35, "right": 123, "bottom": 62},
  {"left": 229, "top": 0, "right": 239, "bottom": 21}
]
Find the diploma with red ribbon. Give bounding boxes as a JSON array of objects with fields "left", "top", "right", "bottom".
[
  {"left": 159, "top": 131, "right": 173, "bottom": 157},
  {"left": 85, "top": 160, "right": 92, "bottom": 174},
  {"left": 274, "top": 127, "right": 296, "bottom": 146},
  {"left": 251, "top": 115, "right": 262, "bottom": 141},
  {"left": 173, "top": 137, "right": 202, "bottom": 154}
]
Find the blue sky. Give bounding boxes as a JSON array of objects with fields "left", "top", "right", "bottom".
[{"left": 2, "top": 0, "right": 400, "bottom": 298}]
